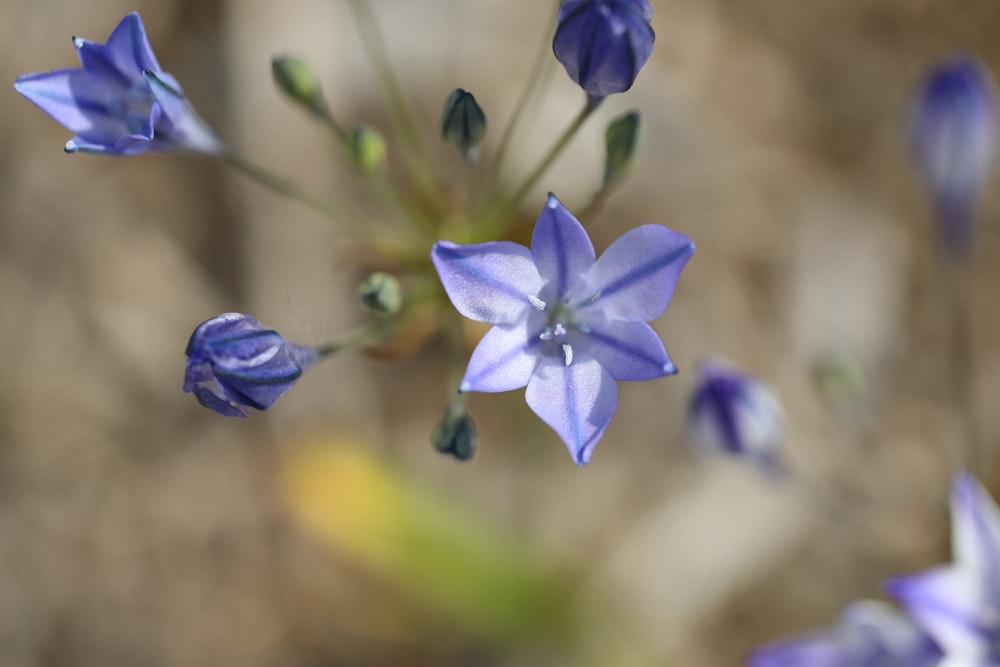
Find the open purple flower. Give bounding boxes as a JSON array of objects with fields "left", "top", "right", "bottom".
[
  {"left": 553, "top": 0, "right": 656, "bottom": 98},
  {"left": 431, "top": 194, "right": 693, "bottom": 465},
  {"left": 14, "top": 12, "right": 222, "bottom": 155},
  {"left": 909, "top": 56, "right": 997, "bottom": 258},
  {"left": 887, "top": 472, "right": 1000, "bottom": 666},
  {"left": 748, "top": 600, "right": 941, "bottom": 667},
  {"left": 183, "top": 313, "right": 317, "bottom": 418},
  {"left": 687, "top": 359, "right": 784, "bottom": 474}
]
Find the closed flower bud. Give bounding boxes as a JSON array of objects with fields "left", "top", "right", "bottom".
[
  {"left": 440, "top": 88, "right": 487, "bottom": 160},
  {"left": 357, "top": 271, "right": 402, "bottom": 316},
  {"left": 553, "top": 0, "right": 656, "bottom": 98},
  {"left": 183, "top": 313, "right": 316, "bottom": 418},
  {"left": 687, "top": 359, "right": 784, "bottom": 472},
  {"left": 909, "top": 56, "right": 998, "bottom": 258},
  {"left": 272, "top": 55, "right": 325, "bottom": 116},
  {"left": 432, "top": 399, "right": 478, "bottom": 461},
  {"left": 348, "top": 125, "right": 387, "bottom": 172},
  {"left": 603, "top": 110, "right": 640, "bottom": 187}
]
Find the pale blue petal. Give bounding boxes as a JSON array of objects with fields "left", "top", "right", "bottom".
[
  {"left": 525, "top": 356, "right": 617, "bottom": 466},
  {"left": 531, "top": 194, "right": 595, "bottom": 296},
  {"left": 887, "top": 567, "right": 985, "bottom": 658},
  {"left": 144, "top": 72, "right": 224, "bottom": 154},
  {"left": 461, "top": 321, "right": 539, "bottom": 393},
  {"left": 951, "top": 472, "right": 1000, "bottom": 595},
  {"left": 583, "top": 224, "right": 694, "bottom": 321},
  {"left": 15, "top": 69, "right": 123, "bottom": 137},
  {"left": 432, "top": 240, "right": 544, "bottom": 324},
  {"left": 581, "top": 315, "right": 674, "bottom": 380},
  {"left": 102, "top": 13, "right": 161, "bottom": 80},
  {"left": 73, "top": 37, "right": 134, "bottom": 88}
]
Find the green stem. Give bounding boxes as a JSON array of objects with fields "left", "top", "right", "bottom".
[
  {"left": 946, "top": 259, "right": 980, "bottom": 471},
  {"left": 481, "top": 95, "right": 603, "bottom": 239},
  {"left": 348, "top": 0, "right": 439, "bottom": 200},
  {"left": 315, "top": 317, "right": 396, "bottom": 358}
]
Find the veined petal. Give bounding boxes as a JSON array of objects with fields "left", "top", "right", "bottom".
[
  {"left": 15, "top": 68, "right": 124, "bottom": 137},
  {"left": 531, "top": 194, "right": 596, "bottom": 296},
  {"left": 432, "top": 240, "right": 544, "bottom": 324},
  {"left": 582, "top": 316, "right": 674, "bottom": 381},
  {"left": 102, "top": 13, "right": 161, "bottom": 80},
  {"left": 525, "top": 356, "right": 617, "bottom": 466},
  {"left": 461, "top": 322, "right": 540, "bottom": 393},
  {"left": 145, "top": 71, "right": 224, "bottom": 154},
  {"left": 583, "top": 224, "right": 694, "bottom": 321},
  {"left": 74, "top": 37, "right": 133, "bottom": 89},
  {"left": 951, "top": 472, "right": 1000, "bottom": 595},
  {"left": 887, "top": 566, "right": 985, "bottom": 658}
]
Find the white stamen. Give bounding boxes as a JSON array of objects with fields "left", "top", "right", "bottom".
[
  {"left": 528, "top": 295, "right": 547, "bottom": 310},
  {"left": 562, "top": 343, "right": 574, "bottom": 366}
]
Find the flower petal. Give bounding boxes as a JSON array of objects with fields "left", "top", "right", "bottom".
[
  {"left": 432, "top": 240, "right": 543, "bottom": 324},
  {"left": 581, "top": 316, "right": 674, "bottom": 381},
  {"left": 583, "top": 224, "right": 693, "bottom": 321},
  {"left": 887, "top": 566, "right": 984, "bottom": 658},
  {"left": 951, "top": 471, "right": 1000, "bottom": 594},
  {"left": 144, "top": 71, "right": 224, "bottom": 154},
  {"left": 14, "top": 68, "right": 123, "bottom": 137},
  {"left": 531, "top": 194, "right": 595, "bottom": 297},
  {"left": 525, "top": 356, "right": 617, "bottom": 466},
  {"left": 192, "top": 383, "right": 249, "bottom": 418},
  {"left": 73, "top": 37, "right": 133, "bottom": 89},
  {"left": 461, "top": 322, "right": 540, "bottom": 393},
  {"left": 101, "top": 13, "right": 161, "bottom": 80}
]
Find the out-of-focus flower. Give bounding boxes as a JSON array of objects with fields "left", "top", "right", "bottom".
[
  {"left": 431, "top": 193, "right": 693, "bottom": 465},
  {"left": 887, "top": 472, "right": 1000, "bottom": 667},
  {"left": 271, "top": 54, "right": 325, "bottom": 117},
  {"left": 909, "top": 56, "right": 997, "bottom": 257},
  {"left": 748, "top": 600, "right": 942, "bottom": 667},
  {"left": 357, "top": 271, "right": 403, "bottom": 316},
  {"left": 14, "top": 13, "right": 222, "bottom": 155},
  {"left": 553, "top": 0, "right": 656, "bottom": 98},
  {"left": 440, "top": 88, "right": 487, "bottom": 160},
  {"left": 687, "top": 359, "right": 784, "bottom": 473},
  {"left": 183, "top": 313, "right": 317, "bottom": 418}
]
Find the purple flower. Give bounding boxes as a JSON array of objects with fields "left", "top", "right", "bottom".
[
  {"left": 687, "top": 359, "right": 784, "bottom": 473},
  {"left": 14, "top": 13, "right": 222, "bottom": 156},
  {"left": 183, "top": 313, "right": 317, "bottom": 418},
  {"left": 887, "top": 472, "right": 1000, "bottom": 666},
  {"left": 431, "top": 194, "right": 693, "bottom": 466},
  {"left": 909, "top": 56, "right": 997, "bottom": 257},
  {"left": 748, "top": 600, "right": 942, "bottom": 667},
  {"left": 553, "top": 0, "right": 655, "bottom": 98}
]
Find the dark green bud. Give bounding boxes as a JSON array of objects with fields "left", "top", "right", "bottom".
[
  {"left": 440, "top": 88, "right": 487, "bottom": 160},
  {"left": 357, "top": 271, "right": 402, "bottom": 316},
  {"left": 348, "top": 125, "right": 387, "bottom": 172},
  {"left": 432, "top": 399, "right": 478, "bottom": 461},
  {"left": 272, "top": 55, "right": 325, "bottom": 115},
  {"left": 603, "top": 111, "right": 641, "bottom": 187}
]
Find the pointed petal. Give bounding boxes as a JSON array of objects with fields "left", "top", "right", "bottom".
[
  {"left": 581, "top": 316, "right": 674, "bottom": 380},
  {"left": 460, "top": 322, "right": 540, "bottom": 393},
  {"left": 583, "top": 224, "right": 694, "bottom": 321},
  {"left": 15, "top": 68, "right": 124, "bottom": 137},
  {"left": 525, "top": 356, "right": 617, "bottom": 466},
  {"left": 192, "top": 383, "right": 249, "bottom": 418},
  {"left": 951, "top": 472, "right": 1000, "bottom": 592},
  {"left": 144, "top": 71, "right": 224, "bottom": 154},
  {"left": 887, "top": 566, "right": 984, "bottom": 657},
  {"left": 102, "top": 13, "right": 161, "bottom": 79},
  {"left": 748, "top": 631, "right": 843, "bottom": 667},
  {"left": 432, "top": 240, "right": 543, "bottom": 324},
  {"left": 531, "top": 194, "right": 595, "bottom": 296},
  {"left": 73, "top": 36, "right": 134, "bottom": 88}
]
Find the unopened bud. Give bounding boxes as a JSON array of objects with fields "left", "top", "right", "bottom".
[
  {"left": 272, "top": 55, "right": 324, "bottom": 115},
  {"left": 432, "top": 399, "right": 478, "bottom": 461},
  {"left": 357, "top": 271, "right": 402, "bottom": 316},
  {"left": 349, "top": 125, "right": 387, "bottom": 172},
  {"left": 603, "top": 111, "right": 640, "bottom": 188},
  {"left": 440, "top": 88, "right": 487, "bottom": 160}
]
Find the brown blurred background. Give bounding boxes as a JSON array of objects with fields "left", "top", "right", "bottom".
[{"left": 2, "top": 0, "right": 1000, "bottom": 665}]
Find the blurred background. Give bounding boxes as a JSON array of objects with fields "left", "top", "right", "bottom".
[{"left": 2, "top": 0, "right": 1000, "bottom": 665}]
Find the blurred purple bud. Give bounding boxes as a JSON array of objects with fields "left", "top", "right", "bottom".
[
  {"left": 909, "top": 56, "right": 997, "bottom": 258},
  {"left": 553, "top": 0, "right": 655, "bottom": 98},
  {"left": 688, "top": 359, "right": 784, "bottom": 473},
  {"left": 183, "top": 313, "right": 317, "bottom": 418}
]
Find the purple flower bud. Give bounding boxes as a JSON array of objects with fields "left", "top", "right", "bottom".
[
  {"left": 687, "top": 359, "right": 784, "bottom": 472},
  {"left": 909, "top": 56, "right": 997, "bottom": 258},
  {"left": 183, "top": 313, "right": 317, "bottom": 418},
  {"left": 553, "top": 0, "right": 655, "bottom": 98}
]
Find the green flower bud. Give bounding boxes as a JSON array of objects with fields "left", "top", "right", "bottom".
[
  {"left": 603, "top": 111, "right": 640, "bottom": 187},
  {"left": 272, "top": 55, "right": 324, "bottom": 115},
  {"left": 348, "top": 125, "right": 387, "bottom": 172},
  {"left": 357, "top": 271, "right": 402, "bottom": 316},
  {"left": 440, "top": 88, "right": 487, "bottom": 160},
  {"left": 432, "top": 399, "right": 478, "bottom": 461}
]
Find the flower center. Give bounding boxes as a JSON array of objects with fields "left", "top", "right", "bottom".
[
  {"left": 530, "top": 292, "right": 594, "bottom": 367},
  {"left": 107, "top": 80, "right": 155, "bottom": 134}
]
